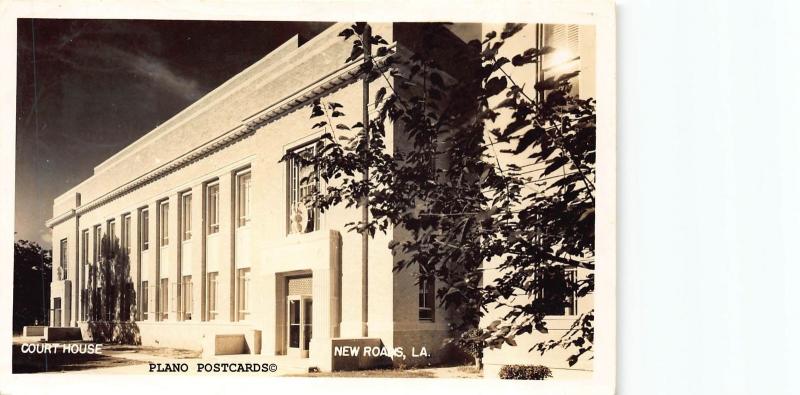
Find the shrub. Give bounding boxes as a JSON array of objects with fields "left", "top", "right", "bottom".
[{"left": 498, "top": 364, "right": 553, "bottom": 380}]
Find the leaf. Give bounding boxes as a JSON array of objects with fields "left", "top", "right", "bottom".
[
  {"left": 514, "top": 127, "right": 544, "bottom": 154},
  {"left": 336, "top": 123, "right": 350, "bottom": 130},
  {"left": 505, "top": 337, "right": 517, "bottom": 347},
  {"left": 534, "top": 77, "right": 558, "bottom": 91},
  {"left": 501, "top": 23, "right": 526, "bottom": 39},
  {"left": 375, "top": 86, "right": 387, "bottom": 104},
  {"left": 542, "top": 155, "right": 569, "bottom": 176},
  {"left": 485, "top": 76, "right": 507, "bottom": 97},
  {"left": 338, "top": 28, "right": 354, "bottom": 40},
  {"left": 346, "top": 45, "right": 364, "bottom": 63}
]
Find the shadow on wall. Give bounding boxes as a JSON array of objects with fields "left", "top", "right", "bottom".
[{"left": 82, "top": 321, "right": 141, "bottom": 345}]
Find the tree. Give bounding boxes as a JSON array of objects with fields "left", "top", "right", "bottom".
[
  {"left": 283, "top": 22, "right": 595, "bottom": 365},
  {"left": 13, "top": 240, "right": 52, "bottom": 333},
  {"left": 87, "top": 234, "right": 135, "bottom": 324}
]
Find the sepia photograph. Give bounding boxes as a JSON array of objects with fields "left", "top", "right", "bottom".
[{"left": 3, "top": 0, "right": 616, "bottom": 392}]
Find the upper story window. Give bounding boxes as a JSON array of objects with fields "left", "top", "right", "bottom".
[
  {"left": 107, "top": 219, "right": 116, "bottom": 244},
  {"left": 181, "top": 193, "right": 192, "bottom": 241},
  {"left": 288, "top": 142, "right": 321, "bottom": 234},
  {"left": 418, "top": 274, "right": 435, "bottom": 321},
  {"left": 207, "top": 183, "right": 220, "bottom": 235},
  {"left": 59, "top": 238, "right": 68, "bottom": 280},
  {"left": 159, "top": 201, "right": 169, "bottom": 247},
  {"left": 537, "top": 24, "right": 581, "bottom": 98},
  {"left": 93, "top": 225, "right": 102, "bottom": 262},
  {"left": 140, "top": 208, "right": 149, "bottom": 251},
  {"left": 122, "top": 214, "right": 131, "bottom": 255},
  {"left": 81, "top": 229, "right": 89, "bottom": 266},
  {"left": 236, "top": 171, "right": 252, "bottom": 228}
]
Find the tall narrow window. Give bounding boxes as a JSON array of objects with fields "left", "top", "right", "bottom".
[
  {"left": 159, "top": 201, "right": 169, "bottom": 247},
  {"left": 236, "top": 171, "right": 252, "bottom": 227},
  {"left": 140, "top": 208, "right": 149, "bottom": 251},
  {"left": 107, "top": 219, "right": 116, "bottom": 244},
  {"left": 81, "top": 229, "right": 89, "bottom": 321},
  {"left": 141, "top": 280, "right": 149, "bottom": 320},
  {"left": 237, "top": 268, "right": 251, "bottom": 321},
  {"left": 207, "top": 183, "right": 220, "bottom": 234},
  {"left": 207, "top": 272, "right": 219, "bottom": 320},
  {"left": 181, "top": 194, "right": 192, "bottom": 241},
  {"left": 181, "top": 275, "right": 193, "bottom": 321},
  {"left": 122, "top": 214, "right": 131, "bottom": 255},
  {"left": 59, "top": 239, "right": 68, "bottom": 280},
  {"left": 160, "top": 278, "right": 169, "bottom": 320},
  {"left": 418, "top": 274, "right": 435, "bottom": 321},
  {"left": 94, "top": 225, "right": 102, "bottom": 263},
  {"left": 288, "top": 142, "right": 321, "bottom": 234}
]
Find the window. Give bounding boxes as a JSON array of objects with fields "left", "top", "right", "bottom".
[
  {"left": 537, "top": 24, "right": 581, "bottom": 98},
  {"left": 181, "top": 275, "right": 193, "bottom": 320},
  {"left": 236, "top": 171, "right": 252, "bottom": 227},
  {"left": 122, "top": 214, "right": 131, "bottom": 255},
  {"left": 159, "top": 201, "right": 169, "bottom": 247},
  {"left": 59, "top": 239, "right": 68, "bottom": 280},
  {"left": 81, "top": 229, "right": 89, "bottom": 321},
  {"left": 93, "top": 225, "right": 102, "bottom": 263},
  {"left": 288, "top": 142, "right": 321, "bottom": 234},
  {"left": 537, "top": 267, "right": 578, "bottom": 316},
  {"left": 207, "top": 183, "right": 220, "bottom": 234},
  {"left": 207, "top": 272, "right": 219, "bottom": 320},
  {"left": 160, "top": 278, "right": 169, "bottom": 320},
  {"left": 181, "top": 194, "right": 192, "bottom": 241},
  {"left": 418, "top": 274, "right": 435, "bottom": 321},
  {"left": 237, "top": 268, "right": 251, "bottom": 321},
  {"left": 141, "top": 281, "right": 149, "bottom": 320},
  {"left": 140, "top": 208, "right": 149, "bottom": 251},
  {"left": 107, "top": 219, "right": 116, "bottom": 244}
]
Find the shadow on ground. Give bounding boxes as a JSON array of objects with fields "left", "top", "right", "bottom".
[{"left": 11, "top": 343, "right": 145, "bottom": 373}]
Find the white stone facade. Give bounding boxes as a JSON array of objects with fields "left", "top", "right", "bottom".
[{"left": 46, "top": 23, "right": 454, "bottom": 371}]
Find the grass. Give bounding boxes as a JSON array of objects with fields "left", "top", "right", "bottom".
[{"left": 288, "top": 367, "right": 437, "bottom": 378}]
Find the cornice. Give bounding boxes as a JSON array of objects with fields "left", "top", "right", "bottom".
[{"left": 47, "top": 48, "right": 395, "bottom": 229}]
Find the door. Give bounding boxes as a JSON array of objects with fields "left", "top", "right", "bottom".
[
  {"left": 287, "top": 295, "right": 312, "bottom": 358},
  {"left": 53, "top": 297, "right": 62, "bottom": 327}
]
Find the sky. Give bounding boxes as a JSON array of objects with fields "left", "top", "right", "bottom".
[{"left": 15, "top": 19, "right": 334, "bottom": 249}]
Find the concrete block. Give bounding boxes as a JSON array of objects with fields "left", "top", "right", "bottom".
[
  {"left": 23, "top": 326, "right": 46, "bottom": 337},
  {"left": 44, "top": 326, "right": 83, "bottom": 341}
]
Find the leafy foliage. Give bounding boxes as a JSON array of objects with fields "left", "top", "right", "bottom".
[
  {"left": 12, "top": 240, "right": 52, "bottom": 332},
  {"left": 87, "top": 234, "right": 135, "bottom": 325},
  {"left": 282, "top": 22, "right": 595, "bottom": 365},
  {"left": 498, "top": 364, "right": 553, "bottom": 380}
]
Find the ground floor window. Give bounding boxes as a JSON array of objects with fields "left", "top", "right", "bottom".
[
  {"left": 207, "top": 272, "right": 218, "bottom": 321},
  {"left": 418, "top": 274, "right": 435, "bottom": 321},
  {"left": 181, "top": 275, "right": 193, "bottom": 321},
  {"left": 237, "top": 268, "right": 251, "bottom": 321},
  {"left": 141, "top": 281, "right": 149, "bottom": 320},
  {"left": 537, "top": 267, "right": 578, "bottom": 316},
  {"left": 160, "top": 278, "right": 169, "bottom": 320}
]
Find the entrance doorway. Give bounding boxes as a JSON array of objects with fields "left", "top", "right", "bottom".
[
  {"left": 53, "top": 297, "right": 62, "bottom": 327},
  {"left": 287, "top": 295, "right": 312, "bottom": 358}
]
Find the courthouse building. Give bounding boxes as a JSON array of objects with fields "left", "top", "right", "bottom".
[{"left": 45, "top": 22, "right": 595, "bottom": 375}]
